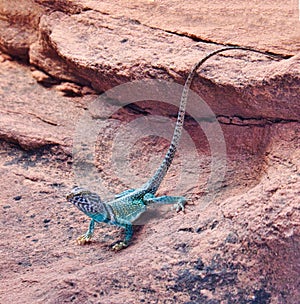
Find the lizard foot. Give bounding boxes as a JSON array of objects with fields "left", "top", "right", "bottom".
[
  {"left": 175, "top": 199, "right": 187, "bottom": 213},
  {"left": 111, "top": 240, "right": 128, "bottom": 251},
  {"left": 76, "top": 233, "right": 93, "bottom": 245}
]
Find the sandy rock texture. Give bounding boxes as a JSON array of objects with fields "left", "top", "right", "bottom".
[{"left": 0, "top": 1, "right": 299, "bottom": 303}]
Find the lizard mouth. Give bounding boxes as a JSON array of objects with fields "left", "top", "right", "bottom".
[
  {"left": 66, "top": 185, "right": 82, "bottom": 201},
  {"left": 66, "top": 193, "right": 74, "bottom": 201}
]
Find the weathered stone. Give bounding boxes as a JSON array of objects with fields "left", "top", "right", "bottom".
[
  {"left": 28, "top": 10, "right": 300, "bottom": 122},
  {"left": 0, "top": 54, "right": 90, "bottom": 152},
  {"left": 0, "top": 0, "right": 44, "bottom": 59},
  {"left": 31, "top": 69, "right": 58, "bottom": 86},
  {"left": 0, "top": 1, "right": 299, "bottom": 304},
  {"left": 77, "top": 0, "right": 300, "bottom": 56},
  {"left": 55, "top": 82, "right": 83, "bottom": 96}
]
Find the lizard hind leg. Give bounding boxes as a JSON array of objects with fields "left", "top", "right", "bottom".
[{"left": 143, "top": 193, "right": 187, "bottom": 212}]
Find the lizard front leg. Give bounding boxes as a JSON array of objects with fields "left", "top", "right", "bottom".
[
  {"left": 77, "top": 219, "right": 95, "bottom": 245},
  {"left": 143, "top": 193, "right": 187, "bottom": 212},
  {"left": 111, "top": 222, "right": 133, "bottom": 251}
]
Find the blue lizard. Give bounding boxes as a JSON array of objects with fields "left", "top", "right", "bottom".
[{"left": 66, "top": 46, "right": 281, "bottom": 250}]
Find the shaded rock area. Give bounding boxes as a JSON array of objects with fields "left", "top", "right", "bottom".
[{"left": 0, "top": 1, "right": 299, "bottom": 303}]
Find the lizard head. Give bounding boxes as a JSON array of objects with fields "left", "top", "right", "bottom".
[
  {"left": 66, "top": 186, "right": 92, "bottom": 201},
  {"left": 66, "top": 186, "right": 104, "bottom": 214}
]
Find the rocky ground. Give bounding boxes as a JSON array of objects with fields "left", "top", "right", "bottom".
[{"left": 0, "top": 1, "right": 299, "bottom": 303}]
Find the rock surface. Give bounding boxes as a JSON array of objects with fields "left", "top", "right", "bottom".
[{"left": 0, "top": 1, "right": 299, "bottom": 303}]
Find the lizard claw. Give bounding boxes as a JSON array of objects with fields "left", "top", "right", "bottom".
[
  {"left": 111, "top": 240, "right": 128, "bottom": 251},
  {"left": 76, "top": 233, "right": 93, "bottom": 245}
]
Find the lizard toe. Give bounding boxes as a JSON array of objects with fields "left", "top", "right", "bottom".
[
  {"left": 76, "top": 233, "right": 92, "bottom": 245},
  {"left": 111, "top": 240, "right": 128, "bottom": 251}
]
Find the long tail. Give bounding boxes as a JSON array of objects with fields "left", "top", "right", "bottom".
[{"left": 144, "top": 46, "right": 282, "bottom": 194}]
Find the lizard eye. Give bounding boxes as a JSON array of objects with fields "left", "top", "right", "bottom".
[{"left": 66, "top": 186, "right": 84, "bottom": 201}]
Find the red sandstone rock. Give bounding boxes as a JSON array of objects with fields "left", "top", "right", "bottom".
[{"left": 0, "top": 1, "right": 299, "bottom": 303}]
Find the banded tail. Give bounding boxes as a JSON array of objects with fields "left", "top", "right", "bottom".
[{"left": 144, "top": 46, "right": 281, "bottom": 194}]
